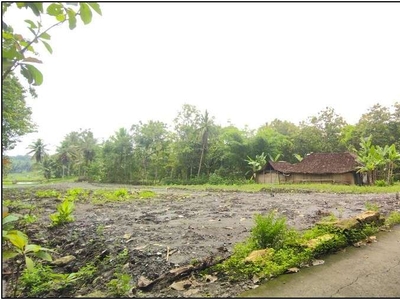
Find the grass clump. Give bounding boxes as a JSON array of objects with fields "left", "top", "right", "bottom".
[
  {"left": 138, "top": 190, "right": 156, "bottom": 199},
  {"left": 250, "top": 212, "right": 289, "bottom": 250},
  {"left": 365, "top": 201, "right": 379, "bottom": 212},
  {"left": 385, "top": 211, "right": 400, "bottom": 227}
]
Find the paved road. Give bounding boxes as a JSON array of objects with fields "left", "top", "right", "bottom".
[{"left": 241, "top": 225, "right": 400, "bottom": 298}]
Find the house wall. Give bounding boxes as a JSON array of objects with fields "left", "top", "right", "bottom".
[{"left": 256, "top": 172, "right": 356, "bottom": 185}]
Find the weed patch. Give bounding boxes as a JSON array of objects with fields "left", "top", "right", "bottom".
[{"left": 385, "top": 211, "right": 400, "bottom": 227}]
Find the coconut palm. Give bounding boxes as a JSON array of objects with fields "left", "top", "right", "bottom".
[
  {"left": 27, "top": 138, "right": 47, "bottom": 164},
  {"left": 197, "top": 110, "right": 213, "bottom": 177}
]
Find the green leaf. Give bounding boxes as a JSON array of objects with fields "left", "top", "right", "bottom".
[
  {"left": 25, "top": 256, "right": 35, "bottom": 271},
  {"left": 79, "top": 3, "right": 92, "bottom": 25},
  {"left": 20, "top": 41, "right": 35, "bottom": 52},
  {"left": 25, "top": 64, "right": 43, "bottom": 86},
  {"left": 41, "top": 40, "right": 53, "bottom": 54},
  {"left": 34, "top": 3, "right": 44, "bottom": 13},
  {"left": 25, "top": 244, "right": 41, "bottom": 253},
  {"left": 27, "top": 27, "right": 36, "bottom": 37},
  {"left": 5, "top": 230, "right": 28, "bottom": 250},
  {"left": 26, "top": 3, "right": 42, "bottom": 17},
  {"left": 67, "top": 9, "right": 77, "bottom": 30},
  {"left": 2, "top": 31, "right": 14, "bottom": 40},
  {"left": 56, "top": 14, "right": 66, "bottom": 22},
  {"left": 2, "top": 250, "right": 19, "bottom": 260},
  {"left": 35, "top": 251, "right": 52, "bottom": 262},
  {"left": 24, "top": 19, "right": 37, "bottom": 28},
  {"left": 46, "top": 3, "right": 63, "bottom": 16},
  {"left": 39, "top": 32, "right": 51, "bottom": 40},
  {"left": 2, "top": 214, "right": 19, "bottom": 225},
  {"left": 23, "top": 57, "right": 43, "bottom": 64},
  {"left": 88, "top": 3, "right": 102, "bottom": 16},
  {"left": 20, "top": 65, "right": 34, "bottom": 85}
]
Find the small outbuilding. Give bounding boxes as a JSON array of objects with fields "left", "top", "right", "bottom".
[{"left": 256, "top": 152, "right": 362, "bottom": 185}]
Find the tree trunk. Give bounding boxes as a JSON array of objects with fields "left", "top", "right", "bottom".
[{"left": 197, "top": 145, "right": 205, "bottom": 177}]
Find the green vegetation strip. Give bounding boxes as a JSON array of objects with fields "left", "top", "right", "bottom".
[
  {"left": 210, "top": 210, "right": 400, "bottom": 281},
  {"left": 162, "top": 182, "right": 400, "bottom": 194}
]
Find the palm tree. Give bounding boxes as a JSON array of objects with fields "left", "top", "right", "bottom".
[
  {"left": 27, "top": 138, "right": 47, "bottom": 164},
  {"left": 56, "top": 142, "right": 78, "bottom": 177},
  {"left": 197, "top": 110, "right": 212, "bottom": 177}
]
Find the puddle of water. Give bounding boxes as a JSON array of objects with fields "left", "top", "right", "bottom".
[{"left": 16, "top": 181, "right": 39, "bottom": 185}]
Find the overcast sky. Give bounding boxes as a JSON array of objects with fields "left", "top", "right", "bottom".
[{"left": 5, "top": 2, "right": 400, "bottom": 156}]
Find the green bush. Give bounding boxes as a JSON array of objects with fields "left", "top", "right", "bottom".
[
  {"left": 374, "top": 179, "right": 387, "bottom": 187},
  {"left": 250, "top": 212, "right": 288, "bottom": 250},
  {"left": 208, "top": 173, "right": 226, "bottom": 185}
]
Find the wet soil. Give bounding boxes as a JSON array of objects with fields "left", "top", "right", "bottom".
[{"left": 2, "top": 182, "right": 400, "bottom": 298}]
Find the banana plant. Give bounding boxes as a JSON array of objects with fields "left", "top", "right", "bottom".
[{"left": 245, "top": 152, "right": 267, "bottom": 181}]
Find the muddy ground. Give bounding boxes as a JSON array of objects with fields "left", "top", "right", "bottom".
[{"left": 2, "top": 182, "right": 400, "bottom": 298}]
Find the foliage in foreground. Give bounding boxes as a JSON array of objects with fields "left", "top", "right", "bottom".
[{"left": 213, "top": 210, "right": 386, "bottom": 281}]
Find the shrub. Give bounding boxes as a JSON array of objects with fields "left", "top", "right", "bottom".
[
  {"left": 208, "top": 173, "right": 226, "bottom": 185},
  {"left": 375, "top": 180, "right": 387, "bottom": 187},
  {"left": 250, "top": 212, "right": 288, "bottom": 250}
]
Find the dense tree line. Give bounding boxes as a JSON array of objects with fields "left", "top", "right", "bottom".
[
  {"left": 8, "top": 155, "right": 32, "bottom": 173},
  {"left": 20, "top": 102, "right": 400, "bottom": 185}
]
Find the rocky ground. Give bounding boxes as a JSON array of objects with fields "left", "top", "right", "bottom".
[{"left": 2, "top": 182, "right": 400, "bottom": 298}]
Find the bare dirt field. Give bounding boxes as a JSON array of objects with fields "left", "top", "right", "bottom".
[{"left": 2, "top": 182, "right": 400, "bottom": 298}]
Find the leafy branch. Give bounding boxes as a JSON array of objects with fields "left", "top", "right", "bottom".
[{"left": 2, "top": 2, "right": 102, "bottom": 86}]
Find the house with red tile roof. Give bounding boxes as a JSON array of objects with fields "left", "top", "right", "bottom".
[{"left": 256, "top": 152, "right": 362, "bottom": 185}]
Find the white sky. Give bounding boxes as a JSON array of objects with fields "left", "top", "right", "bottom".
[{"left": 4, "top": 2, "right": 400, "bottom": 156}]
